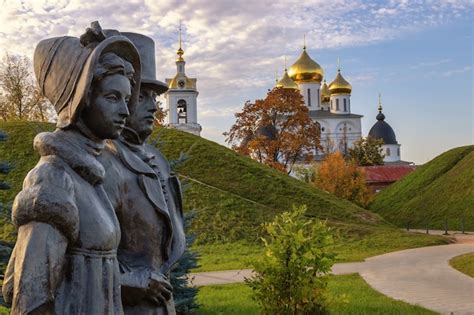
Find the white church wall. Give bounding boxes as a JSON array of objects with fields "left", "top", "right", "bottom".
[
  {"left": 297, "top": 82, "right": 321, "bottom": 109},
  {"left": 320, "top": 101, "right": 330, "bottom": 111},
  {"left": 316, "top": 118, "right": 362, "bottom": 153},
  {"left": 383, "top": 144, "right": 401, "bottom": 162},
  {"left": 329, "top": 94, "right": 351, "bottom": 114}
]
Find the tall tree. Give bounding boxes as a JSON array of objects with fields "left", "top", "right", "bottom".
[
  {"left": 313, "top": 152, "right": 372, "bottom": 207},
  {"left": 225, "top": 87, "right": 321, "bottom": 173},
  {"left": 348, "top": 136, "right": 385, "bottom": 166},
  {"left": 0, "top": 53, "right": 55, "bottom": 122}
]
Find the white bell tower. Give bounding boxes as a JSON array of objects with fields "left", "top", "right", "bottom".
[{"left": 165, "top": 25, "right": 201, "bottom": 136}]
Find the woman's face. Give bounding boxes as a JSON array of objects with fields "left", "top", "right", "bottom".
[{"left": 82, "top": 74, "right": 131, "bottom": 139}]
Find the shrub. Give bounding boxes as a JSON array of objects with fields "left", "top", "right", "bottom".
[{"left": 246, "top": 205, "right": 336, "bottom": 315}]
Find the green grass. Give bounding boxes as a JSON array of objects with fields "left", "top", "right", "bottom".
[
  {"left": 197, "top": 283, "right": 259, "bottom": 315},
  {"left": 370, "top": 146, "right": 474, "bottom": 231},
  {"left": 0, "top": 122, "right": 450, "bottom": 272},
  {"left": 193, "top": 228, "right": 449, "bottom": 272},
  {"left": 449, "top": 252, "right": 474, "bottom": 278},
  {"left": 155, "top": 127, "right": 383, "bottom": 225},
  {"left": 0, "top": 121, "right": 384, "bottom": 244},
  {"left": 0, "top": 122, "right": 54, "bottom": 241},
  {"left": 0, "top": 122, "right": 54, "bottom": 207},
  {"left": 197, "top": 274, "right": 438, "bottom": 314},
  {"left": 193, "top": 241, "right": 263, "bottom": 272}
]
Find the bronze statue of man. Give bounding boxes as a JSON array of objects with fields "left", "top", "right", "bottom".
[{"left": 99, "top": 32, "right": 186, "bottom": 315}]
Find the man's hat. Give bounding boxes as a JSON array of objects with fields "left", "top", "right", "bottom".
[
  {"left": 117, "top": 32, "right": 168, "bottom": 95},
  {"left": 34, "top": 22, "right": 142, "bottom": 128}
]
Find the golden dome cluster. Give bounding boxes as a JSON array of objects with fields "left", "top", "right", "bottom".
[
  {"left": 273, "top": 45, "right": 352, "bottom": 98},
  {"left": 288, "top": 47, "right": 324, "bottom": 83}
]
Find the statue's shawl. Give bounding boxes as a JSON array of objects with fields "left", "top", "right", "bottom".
[{"left": 12, "top": 129, "right": 105, "bottom": 243}]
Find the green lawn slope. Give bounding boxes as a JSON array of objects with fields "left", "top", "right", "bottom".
[
  {"left": 0, "top": 122, "right": 449, "bottom": 270},
  {"left": 370, "top": 145, "right": 474, "bottom": 231},
  {"left": 153, "top": 127, "right": 388, "bottom": 243}
]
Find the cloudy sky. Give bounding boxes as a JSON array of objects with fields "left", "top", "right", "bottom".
[{"left": 0, "top": 0, "right": 472, "bottom": 164}]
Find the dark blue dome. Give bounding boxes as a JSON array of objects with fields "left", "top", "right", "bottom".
[{"left": 368, "top": 111, "right": 397, "bottom": 144}]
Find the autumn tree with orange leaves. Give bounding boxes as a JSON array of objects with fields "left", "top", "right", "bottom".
[
  {"left": 225, "top": 87, "right": 321, "bottom": 173},
  {"left": 313, "top": 152, "right": 372, "bottom": 207}
]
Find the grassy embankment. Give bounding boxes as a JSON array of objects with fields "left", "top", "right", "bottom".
[
  {"left": 197, "top": 274, "right": 438, "bottom": 315},
  {"left": 0, "top": 122, "right": 449, "bottom": 272},
  {"left": 370, "top": 145, "right": 474, "bottom": 231},
  {"left": 449, "top": 253, "right": 474, "bottom": 278}
]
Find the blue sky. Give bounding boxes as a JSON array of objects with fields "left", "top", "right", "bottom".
[{"left": 0, "top": 0, "right": 472, "bottom": 164}]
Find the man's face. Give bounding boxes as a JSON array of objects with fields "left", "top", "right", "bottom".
[{"left": 126, "top": 86, "right": 158, "bottom": 142}]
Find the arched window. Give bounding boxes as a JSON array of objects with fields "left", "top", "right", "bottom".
[
  {"left": 386, "top": 147, "right": 391, "bottom": 156},
  {"left": 317, "top": 89, "right": 320, "bottom": 107},
  {"left": 336, "top": 99, "right": 339, "bottom": 110},
  {"left": 177, "top": 99, "right": 187, "bottom": 124},
  {"left": 307, "top": 88, "right": 311, "bottom": 107},
  {"left": 344, "top": 99, "right": 347, "bottom": 112},
  {"left": 331, "top": 100, "right": 333, "bottom": 110},
  {"left": 397, "top": 147, "right": 400, "bottom": 156}
]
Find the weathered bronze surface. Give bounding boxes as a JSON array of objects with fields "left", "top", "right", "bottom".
[
  {"left": 2, "top": 22, "right": 145, "bottom": 314},
  {"left": 99, "top": 32, "right": 185, "bottom": 315}
]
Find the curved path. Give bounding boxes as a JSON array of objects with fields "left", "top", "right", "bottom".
[
  {"left": 347, "top": 243, "right": 474, "bottom": 314},
  {"left": 191, "top": 241, "right": 474, "bottom": 314}
]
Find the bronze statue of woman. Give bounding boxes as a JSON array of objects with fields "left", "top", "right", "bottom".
[{"left": 2, "top": 22, "right": 141, "bottom": 315}]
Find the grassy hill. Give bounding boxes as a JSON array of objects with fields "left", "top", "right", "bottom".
[
  {"left": 0, "top": 122, "right": 449, "bottom": 269},
  {"left": 370, "top": 145, "right": 474, "bottom": 231}
]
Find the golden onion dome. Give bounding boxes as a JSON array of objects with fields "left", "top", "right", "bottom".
[
  {"left": 176, "top": 47, "right": 185, "bottom": 62},
  {"left": 320, "top": 80, "right": 330, "bottom": 102},
  {"left": 288, "top": 47, "right": 324, "bottom": 83},
  {"left": 329, "top": 69, "right": 352, "bottom": 94},
  {"left": 276, "top": 69, "right": 298, "bottom": 89}
]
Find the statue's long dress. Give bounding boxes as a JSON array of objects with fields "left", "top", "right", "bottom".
[{"left": 2, "top": 129, "right": 123, "bottom": 315}]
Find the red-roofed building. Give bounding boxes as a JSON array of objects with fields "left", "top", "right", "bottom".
[{"left": 363, "top": 165, "right": 416, "bottom": 193}]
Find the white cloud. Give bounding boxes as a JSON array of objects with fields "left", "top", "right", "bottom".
[{"left": 0, "top": 0, "right": 472, "bottom": 148}]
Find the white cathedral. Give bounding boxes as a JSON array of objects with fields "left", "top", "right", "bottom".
[
  {"left": 163, "top": 35, "right": 404, "bottom": 164},
  {"left": 275, "top": 45, "right": 404, "bottom": 164}
]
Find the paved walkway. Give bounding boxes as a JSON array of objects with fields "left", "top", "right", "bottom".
[{"left": 191, "top": 234, "right": 474, "bottom": 314}]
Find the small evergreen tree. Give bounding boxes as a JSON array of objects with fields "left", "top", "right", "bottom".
[
  {"left": 166, "top": 149, "right": 200, "bottom": 314},
  {"left": 246, "top": 205, "right": 335, "bottom": 315},
  {"left": 170, "top": 210, "right": 200, "bottom": 314}
]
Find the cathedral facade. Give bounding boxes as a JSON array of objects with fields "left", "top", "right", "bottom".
[{"left": 276, "top": 46, "right": 362, "bottom": 157}]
